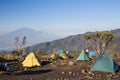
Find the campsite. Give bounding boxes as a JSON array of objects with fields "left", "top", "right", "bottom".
[
  {"left": 0, "top": 49, "right": 120, "bottom": 80},
  {"left": 1, "top": 28, "right": 120, "bottom": 80},
  {"left": 1, "top": 0, "right": 120, "bottom": 79}
]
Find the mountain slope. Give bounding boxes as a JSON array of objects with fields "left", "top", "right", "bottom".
[
  {"left": 26, "top": 33, "right": 89, "bottom": 54},
  {"left": 27, "top": 28, "right": 120, "bottom": 54},
  {"left": 0, "top": 27, "right": 59, "bottom": 51}
]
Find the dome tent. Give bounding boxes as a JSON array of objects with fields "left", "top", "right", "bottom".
[
  {"left": 76, "top": 49, "right": 91, "bottom": 61},
  {"left": 91, "top": 52, "right": 119, "bottom": 73},
  {"left": 89, "top": 50, "right": 96, "bottom": 57},
  {"left": 22, "top": 52, "right": 41, "bottom": 67},
  {"left": 56, "top": 49, "right": 67, "bottom": 59}
]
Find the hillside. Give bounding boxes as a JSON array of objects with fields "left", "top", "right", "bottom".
[
  {"left": 26, "top": 28, "right": 120, "bottom": 54},
  {"left": 0, "top": 28, "right": 59, "bottom": 52}
]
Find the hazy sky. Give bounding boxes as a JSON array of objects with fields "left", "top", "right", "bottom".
[{"left": 0, "top": 0, "right": 120, "bottom": 37}]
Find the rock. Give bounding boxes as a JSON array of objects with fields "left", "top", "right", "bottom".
[
  {"left": 114, "top": 75, "right": 118, "bottom": 78},
  {"left": 109, "top": 74, "right": 112, "bottom": 77},
  {"left": 62, "top": 72, "right": 65, "bottom": 74},
  {"left": 30, "top": 77, "right": 33, "bottom": 80},
  {"left": 112, "top": 73, "right": 115, "bottom": 75},
  {"left": 61, "top": 63, "right": 65, "bottom": 65},
  {"left": 50, "top": 63, "right": 53, "bottom": 65},
  {"left": 76, "top": 73, "right": 79, "bottom": 75},
  {"left": 88, "top": 71, "right": 91, "bottom": 74},
  {"left": 92, "top": 73, "right": 94, "bottom": 76},
  {"left": 84, "top": 76, "right": 93, "bottom": 79},
  {"left": 81, "top": 70, "right": 85, "bottom": 74},
  {"left": 69, "top": 71, "right": 72, "bottom": 75},
  {"left": 73, "top": 72, "right": 76, "bottom": 76},
  {"left": 98, "top": 74, "right": 101, "bottom": 77},
  {"left": 106, "top": 75, "right": 109, "bottom": 77},
  {"left": 24, "top": 68, "right": 27, "bottom": 71},
  {"left": 69, "top": 61, "right": 74, "bottom": 66},
  {"left": 60, "top": 77, "right": 63, "bottom": 80}
]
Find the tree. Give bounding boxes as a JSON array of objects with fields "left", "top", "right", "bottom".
[
  {"left": 14, "top": 36, "right": 27, "bottom": 59},
  {"left": 84, "top": 31, "right": 114, "bottom": 55}
]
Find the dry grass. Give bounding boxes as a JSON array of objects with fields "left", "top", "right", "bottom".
[{"left": 0, "top": 53, "right": 19, "bottom": 60}]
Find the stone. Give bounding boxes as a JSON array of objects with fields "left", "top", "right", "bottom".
[
  {"left": 69, "top": 61, "right": 74, "bottom": 66},
  {"left": 88, "top": 71, "right": 91, "bottom": 74},
  {"left": 73, "top": 72, "right": 76, "bottom": 76},
  {"left": 62, "top": 72, "right": 65, "bottom": 74},
  {"left": 69, "top": 71, "right": 72, "bottom": 75},
  {"left": 92, "top": 73, "right": 94, "bottom": 76},
  {"left": 76, "top": 72, "right": 79, "bottom": 75},
  {"left": 81, "top": 70, "right": 85, "bottom": 74}
]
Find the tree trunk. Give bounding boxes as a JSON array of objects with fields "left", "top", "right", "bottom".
[{"left": 102, "top": 41, "right": 106, "bottom": 52}]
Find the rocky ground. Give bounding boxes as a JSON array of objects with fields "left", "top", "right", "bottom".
[{"left": 0, "top": 55, "right": 120, "bottom": 80}]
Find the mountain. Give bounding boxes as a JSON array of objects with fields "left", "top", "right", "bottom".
[
  {"left": 26, "top": 28, "right": 120, "bottom": 54},
  {"left": 111, "top": 28, "right": 120, "bottom": 38},
  {"left": 0, "top": 27, "right": 59, "bottom": 52}
]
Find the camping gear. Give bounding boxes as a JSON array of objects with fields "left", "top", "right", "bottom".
[
  {"left": 59, "top": 54, "right": 67, "bottom": 59},
  {"left": 89, "top": 50, "right": 96, "bottom": 57},
  {"left": 56, "top": 49, "right": 66, "bottom": 55},
  {"left": 56, "top": 49, "right": 68, "bottom": 59},
  {"left": 91, "top": 52, "right": 119, "bottom": 73},
  {"left": 76, "top": 49, "right": 91, "bottom": 60},
  {"left": 22, "top": 52, "right": 41, "bottom": 67}
]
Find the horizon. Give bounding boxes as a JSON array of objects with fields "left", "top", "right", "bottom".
[
  {"left": 0, "top": 27, "right": 120, "bottom": 37},
  {"left": 0, "top": 0, "right": 120, "bottom": 37}
]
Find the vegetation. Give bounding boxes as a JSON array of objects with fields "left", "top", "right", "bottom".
[
  {"left": 14, "top": 36, "right": 27, "bottom": 60},
  {"left": 84, "top": 31, "right": 114, "bottom": 55},
  {"left": 0, "top": 53, "right": 18, "bottom": 60}
]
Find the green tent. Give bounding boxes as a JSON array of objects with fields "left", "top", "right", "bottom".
[
  {"left": 91, "top": 52, "right": 119, "bottom": 73},
  {"left": 76, "top": 49, "right": 91, "bottom": 60}
]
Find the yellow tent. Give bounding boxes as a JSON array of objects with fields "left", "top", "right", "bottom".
[{"left": 22, "top": 52, "right": 41, "bottom": 67}]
